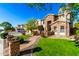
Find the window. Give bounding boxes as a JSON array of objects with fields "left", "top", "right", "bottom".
[{"left": 60, "top": 26, "right": 64, "bottom": 32}]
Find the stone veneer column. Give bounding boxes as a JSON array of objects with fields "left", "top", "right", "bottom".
[
  {"left": 67, "top": 22, "right": 70, "bottom": 36},
  {"left": 66, "top": 22, "right": 70, "bottom": 37},
  {"left": 57, "top": 22, "right": 60, "bottom": 36},
  {"left": 9, "top": 40, "right": 20, "bottom": 56}
]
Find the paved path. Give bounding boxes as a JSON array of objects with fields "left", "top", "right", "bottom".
[
  {"left": 20, "top": 36, "right": 40, "bottom": 56},
  {"left": 4, "top": 35, "right": 40, "bottom": 56}
]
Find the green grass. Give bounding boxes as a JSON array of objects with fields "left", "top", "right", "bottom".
[
  {"left": 18, "top": 34, "right": 31, "bottom": 41},
  {"left": 33, "top": 37, "right": 79, "bottom": 56}
]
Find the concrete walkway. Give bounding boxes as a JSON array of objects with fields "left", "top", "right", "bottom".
[
  {"left": 20, "top": 36, "right": 40, "bottom": 56},
  {"left": 4, "top": 35, "right": 40, "bottom": 56}
]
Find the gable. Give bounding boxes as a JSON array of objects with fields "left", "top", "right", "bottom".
[{"left": 44, "top": 14, "right": 54, "bottom": 22}]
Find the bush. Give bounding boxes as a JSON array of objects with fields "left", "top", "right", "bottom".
[
  {"left": 32, "top": 31, "right": 39, "bottom": 36},
  {"left": 40, "top": 31, "right": 47, "bottom": 38},
  {"left": 0, "top": 32, "right": 8, "bottom": 39},
  {"left": 18, "top": 35, "right": 31, "bottom": 44},
  {"left": 74, "top": 30, "right": 79, "bottom": 47},
  {"left": 75, "top": 38, "right": 79, "bottom": 47},
  {"left": 18, "top": 37, "right": 24, "bottom": 44},
  {"left": 38, "top": 25, "right": 44, "bottom": 33},
  {"left": 76, "top": 30, "right": 79, "bottom": 35}
]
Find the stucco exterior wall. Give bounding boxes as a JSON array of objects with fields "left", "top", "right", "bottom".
[
  {"left": 51, "top": 21, "right": 68, "bottom": 36},
  {"left": 44, "top": 14, "right": 54, "bottom": 31},
  {"left": 43, "top": 12, "right": 71, "bottom": 36}
]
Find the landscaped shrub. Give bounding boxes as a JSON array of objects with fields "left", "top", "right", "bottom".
[
  {"left": 0, "top": 32, "right": 8, "bottom": 39},
  {"left": 18, "top": 34, "right": 31, "bottom": 44},
  {"left": 75, "top": 30, "right": 79, "bottom": 35},
  {"left": 32, "top": 31, "right": 39, "bottom": 36},
  {"left": 74, "top": 30, "right": 79, "bottom": 47},
  {"left": 18, "top": 37, "right": 24, "bottom": 44},
  {"left": 40, "top": 31, "right": 47, "bottom": 38},
  {"left": 38, "top": 25, "right": 44, "bottom": 34}
]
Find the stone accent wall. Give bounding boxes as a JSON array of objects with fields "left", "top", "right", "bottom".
[
  {"left": 9, "top": 40, "right": 20, "bottom": 56},
  {"left": 66, "top": 22, "right": 70, "bottom": 37}
]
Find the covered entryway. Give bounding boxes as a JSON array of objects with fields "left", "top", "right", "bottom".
[{"left": 47, "top": 21, "right": 51, "bottom": 31}]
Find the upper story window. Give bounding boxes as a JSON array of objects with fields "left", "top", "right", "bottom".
[{"left": 60, "top": 26, "right": 64, "bottom": 32}]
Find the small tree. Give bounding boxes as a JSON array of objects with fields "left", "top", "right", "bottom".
[
  {"left": 26, "top": 18, "right": 38, "bottom": 33},
  {"left": 0, "top": 22, "right": 15, "bottom": 39},
  {"left": 38, "top": 25, "right": 44, "bottom": 34},
  {"left": 0, "top": 22, "right": 15, "bottom": 32}
]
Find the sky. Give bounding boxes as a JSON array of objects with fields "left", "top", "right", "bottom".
[{"left": 0, "top": 3, "right": 60, "bottom": 27}]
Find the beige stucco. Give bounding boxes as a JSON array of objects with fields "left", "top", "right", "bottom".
[{"left": 43, "top": 10, "right": 72, "bottom": 37}]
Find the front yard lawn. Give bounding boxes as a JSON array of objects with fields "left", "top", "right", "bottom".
[{"left": 33, "top": 37, "right": 79, "bottom": 56}]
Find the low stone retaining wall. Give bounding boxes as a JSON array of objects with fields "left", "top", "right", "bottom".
[
  {"left": 9, "top": 40, "right": 20, "bottom": 56},
  {"left": 4, "top": 40, "right": 20, "bottom": 56}
]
